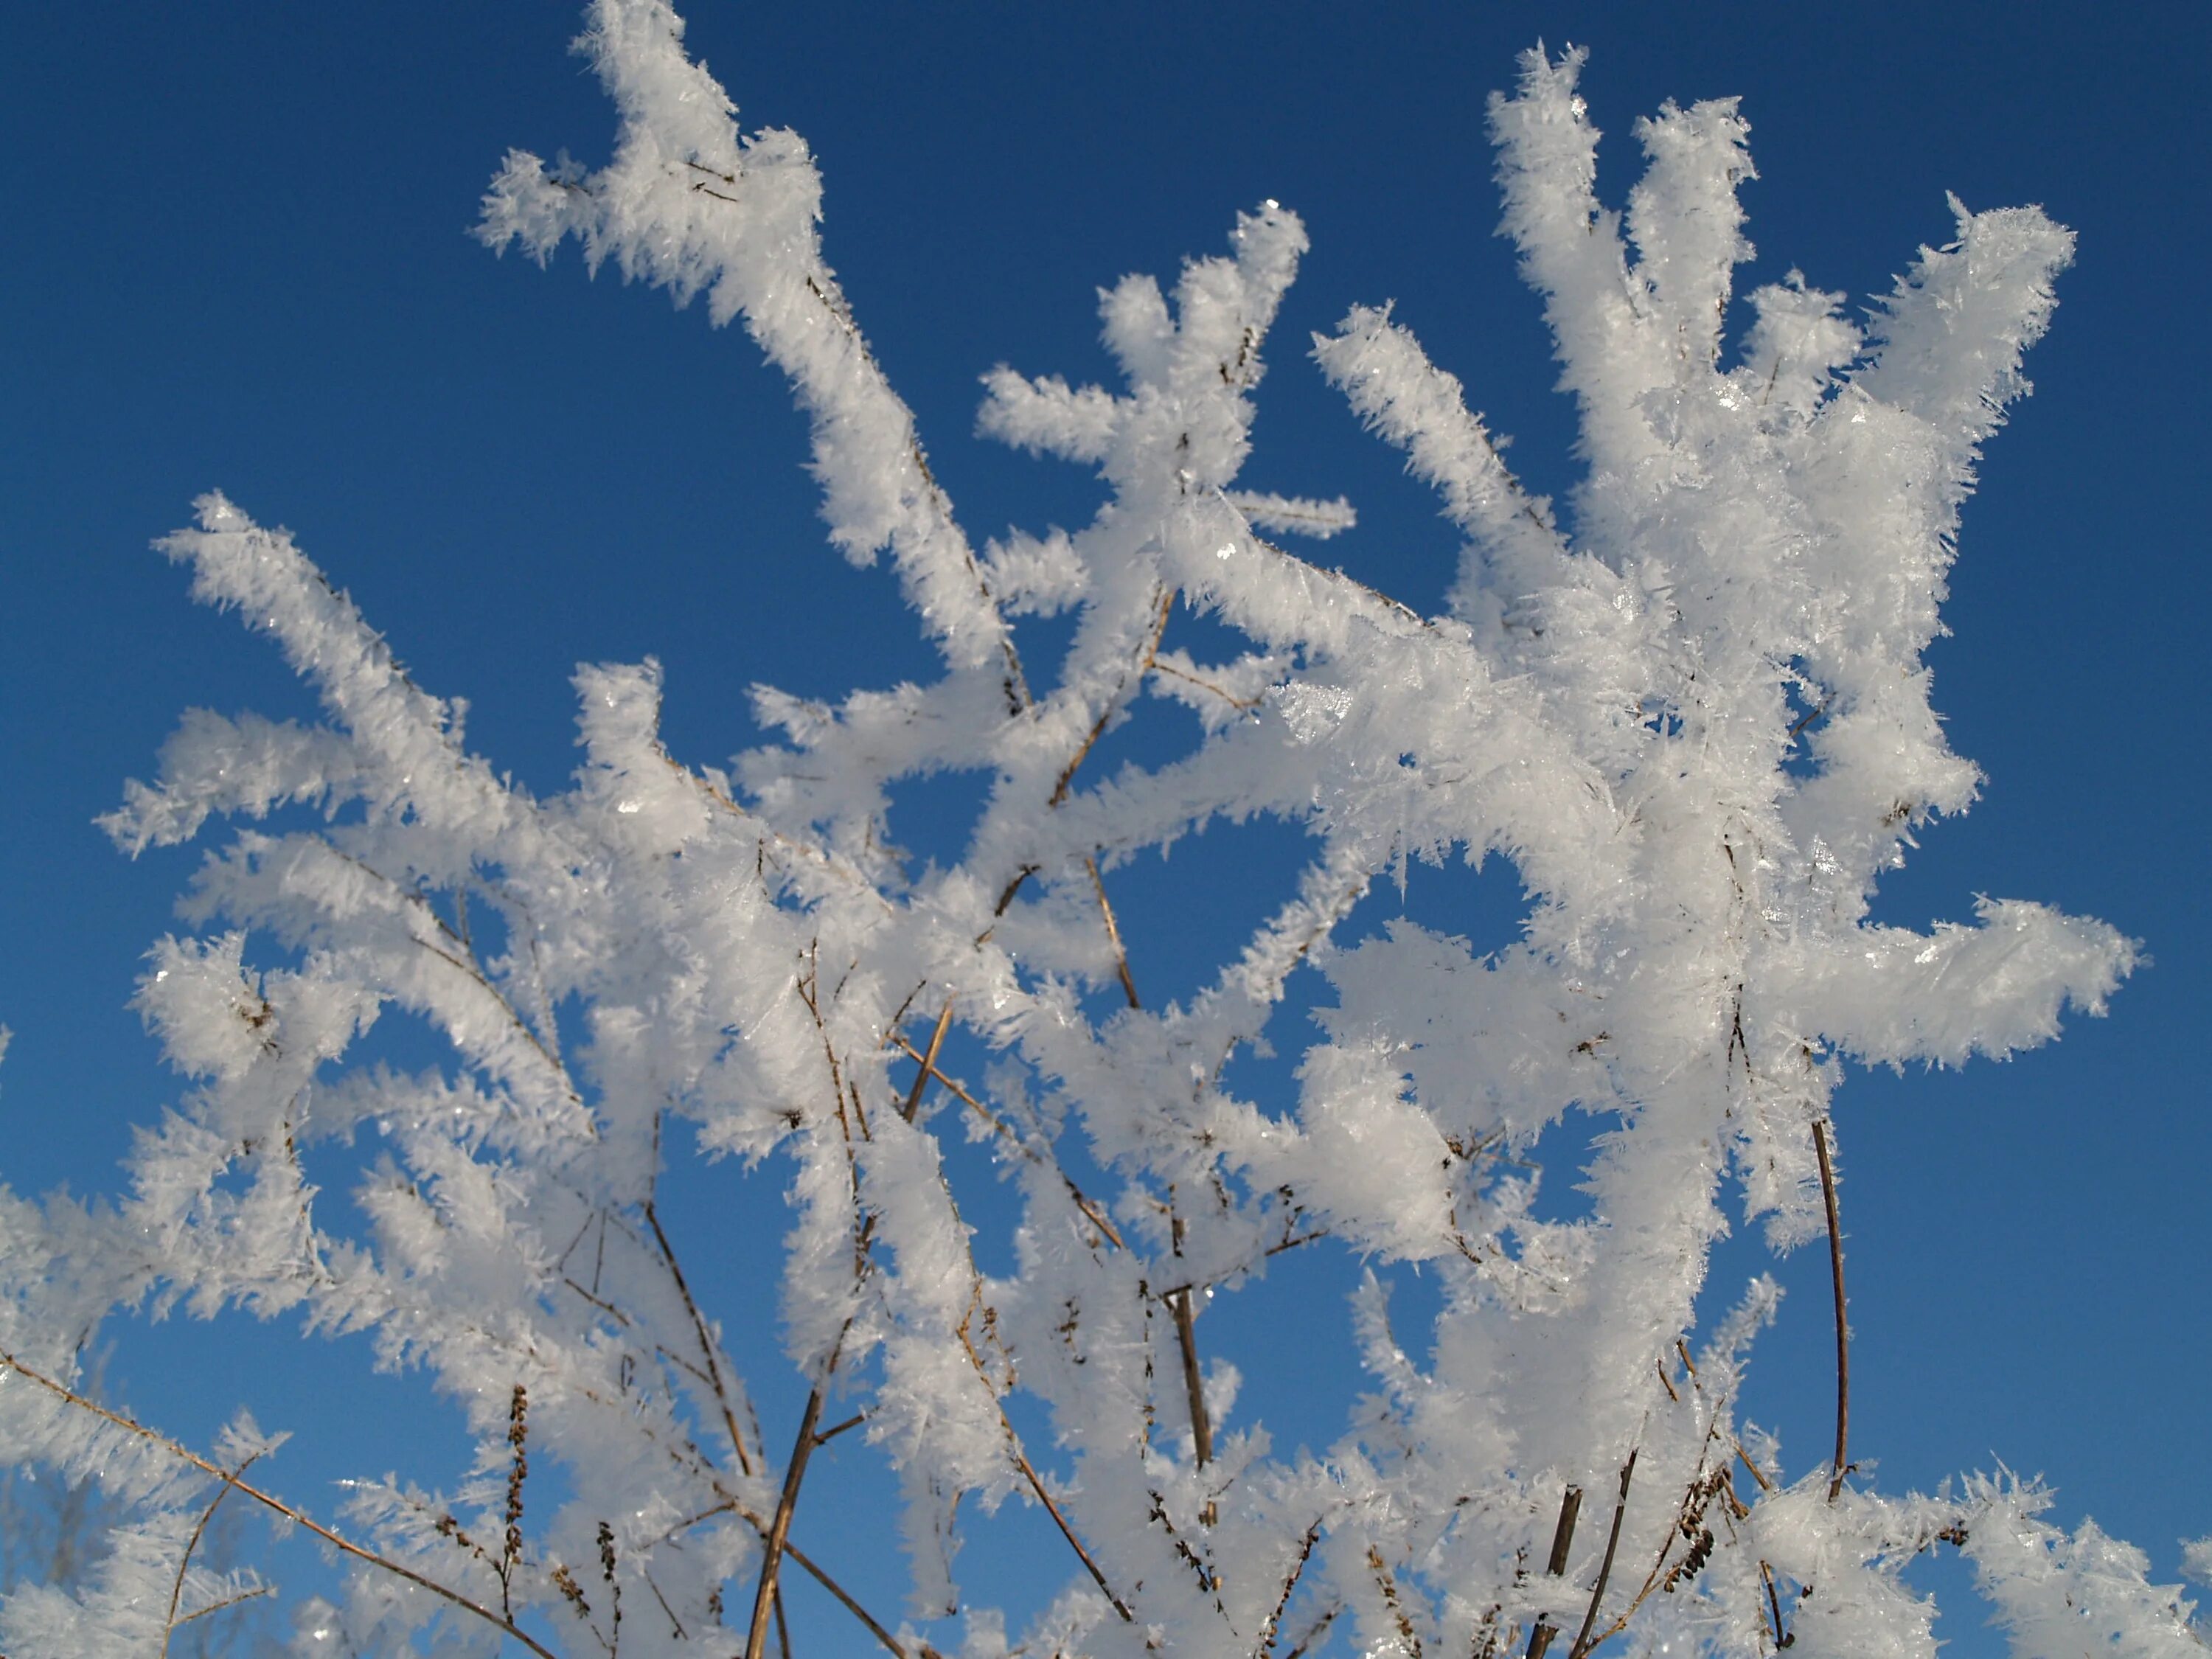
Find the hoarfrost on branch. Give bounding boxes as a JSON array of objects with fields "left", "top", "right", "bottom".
[{"left": 1, "top": 4, "right": 2190, "bottom": 1657}]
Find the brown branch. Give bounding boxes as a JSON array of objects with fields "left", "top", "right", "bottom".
[
  {"left": 1759, "top": 1559, "right": 1795, "bottom": 1649},
  {"left": 1171, "top": 1286, "right": 1214, "bottom": 1471},
  {"left": 1165, "top": 1209, "right": 1216, "bottom": 1524},
  {"left": 1085, "top": 855, "right": 1141, "bottom": 1008},
  {"left": 1367, "top": 1545, "right": 1424, "bottom": 1657},
  {"left": 745, "top": 1385, "right": 828, "bottom": 1659},
  {"left": 1568, "top": 1450, "right": 1637, "bottom": 1659},
  {"left": 813, "top": 1411, "right": 866, "bottom": 1447},
  {"left": 1283, "top": 1603, "right": 1342, "bottom": 1659},
  {"left": 1, "top": 1351, "right": 559, "bottom": 1659},
  {"left": 1814, "top": 1119, "right": 1849, "bottom": 1502},
  {"left": 162, "top": 1450, "right": 261, "bottom": 1657},
  {"left": 1049, "top": 586, "right": 1174, "bottom": 807},
  {"left": 1265, "top": 1226, "right": 1329, "bottom": 1259},
  {"left": 169, "top": 1585, "right": 275, "bottom": 1630},
  {"left": 1147, "top": 655, "right": 1262, "bottom": 712},
  {"left": 1051, "top": 710, "right": 1116, "bottom": 808},
  {"left": 1256, "top": 1517, "right": 1324, "bottom": 1655},
  {"left": 900, "top": 999, "right": 954, "bottom": 1122},
  {"left": 889, "top": 1032, "right": 1124, "bottom": 1249},
  {"left": 1735, "top": 1441, "right": 1775, "bottom": 1495},
  {"left": 644, "top": 1187, "right": 758, "bottom": 1480},
  {"left": 1526, "top": 1484, "right": 1583, "bottom": 1659},
  {"left": 1009, "top": 1444, "right": 1133, "bottom": 1621},
  {"left": 650, "top": 1496, "right": 916, "bottom": 1659},
  {"left": 781, "top": 1536, "right": 917, "bottom": 1656}
]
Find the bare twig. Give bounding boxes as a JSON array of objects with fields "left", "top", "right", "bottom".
[
  {"left": 1009, "top": 1444, "right": 1133, "bottom": 1621},
  {"left": 1085, "top": 855, "right": 1141, "bottom": 1009},
  {"left": 1814, "top": 1119, "right": 1849, "bottom": 1502},
  {"left": 647, "top": 1113, "right": 757, "bottom": 1479},
  {"left": 654, "top": 1496, "right": 918, "bottom": 1659},
  {"left": 1282, "top": 1602, "right": 1342, "bottom": 1659},
  {"left": 1147, "top": 655, "right": 1263, "bottom": 712},
  {"left": 745, "top": 1385, "right": 829, "bottom": 1659},
  {"left": 1568, "top": 1450, "right": 1637, "bottom": 1659},
  {"left": 1049, "top": 586, "right": 1174, "bottom": 807},
  {"left": 161, "top": 1450, "right": 262, "bottom": 1658},
  {"left": 1759, "top": 1559, "right": 1795, "bottom": 1649},
  {"left": 1526, "top": 1484, "right": 1583, "bottom": 1659},
  {"left": 1171, "top": 1286, "right": 1214, "bottom": 1470},
  {"left": 1256, "top": 1517, "right": 1324, "bottom": 1655},
  {"left": 900, "top": 999, "right": 954, "bottom": 1122},
  {"left": 0, "top": 1350, "right": 560, "bottom": 1659},
  {"left": 888, "top": 1032, "right": 1124, "bottom": 1248},
  {"left": 169, "top": 1585, "right": 276, "bottom": 1630},
  {"left": 1368, "top": 1545, "right": 1424, "bottom": 1657},
  {"left": 1735, "top": 1441, "right": 1775, "bottom": 1494},
  {"left": 501, "top": 1383, "right": 529, "bottom": 1615},
  {"left": 813, "top": 1412, "right": 866, "bottom": 1447}
]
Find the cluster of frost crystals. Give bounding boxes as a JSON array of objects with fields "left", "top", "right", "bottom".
[{"left": 0, "top": 4, "right": 2194, "bottom": 1658}]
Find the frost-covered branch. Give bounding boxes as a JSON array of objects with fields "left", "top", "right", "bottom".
[{"left": 0, "top": 10, "right": 2182, "bottom": 1659}]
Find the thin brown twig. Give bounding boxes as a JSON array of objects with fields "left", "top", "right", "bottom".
[
  {"left": 170, "top": 1585, "right": 276, "bottom": 1630},
  {"left": 1568, "top": 1450, "right": 1637, "bottom": 1659},
  {"left": 900, "top": 1000, "right": 954, "bottom": 1122},
  {"left": 1051, "top": 710, "right": 1117, "bottom": 809},
  {"left": 1165, "top": 1208, "right": 1216, "bottom": 1528},
  {"left": 1084, "top": 855, "right": 1141, "bottom": 1008},
  {"left": 889, "top": 1032, "right": 1124, "bottom": 1248},
  {"left": 1171, "top": 1285, "right": 1214, "bottom": 1471},
  {"left": 162, "top": 1450, "right": 261, "bottom": 1657},
  {"left": 746, "top": 1385, "right": 828, "bottom": 1659},
  {"left": 813, "top": 1412, "right": 866, "bottom": 1447},
  {"left": 1735, "top": 1441, "right": 1775, "bottom": 1494},
  {"left": 1147, "top": 655, "right": 1263, "bottom": 712},
  {"left": 646, "top": 1119, "right": 761, "bottom": 1478},
  {"left": 1048, "top": 586, "right": 1174, "bottom": 807},
  {"left": 782, "top": 1538, "right": 916, "bottom": 1657},
  {"left": 1256, "top": 1517, "right": 1324, "bottom": 1655},
  {"left": 1759, "top": 1559, "right": 1795, "bottom": 1649},
  {"left": 1282, "top": 1602, "right": 1342, "bottom": 1659},
  {"left": 1009, "top": 1444, "right": 1133, "bottom": 1621},
  {"left": 647, "top": 1496, "right": 914, "bottom": 1659},
  {"left": 644, "top": 1191, "right": 757, "bottom": 1481},
  {"left": 1814, "top": 1119, "right": 1849, "bottom": 1502},
  {"left": 0, "top": 1350, "right": 560, "bottom": 1659},
  {"left": 1526, "top": 1484, "right": 1583, "bottom": 1659}
]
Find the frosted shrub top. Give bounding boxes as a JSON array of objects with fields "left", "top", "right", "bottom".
[{"left": 1, "top": 4, "right": 2188, "bottom": 1658}]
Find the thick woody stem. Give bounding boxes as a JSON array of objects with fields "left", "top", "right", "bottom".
[{"left": 1814, "top": 1119, "right": 1850, "bottom": 1501}]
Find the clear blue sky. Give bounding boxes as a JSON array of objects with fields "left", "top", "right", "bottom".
[{"left": 2, "top": 3, "right": 2206, "bottom": 1652}]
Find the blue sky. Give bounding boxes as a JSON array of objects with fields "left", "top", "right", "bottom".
[{"left": 3, "top": 2, "right": 2207, "bottom": 1652}]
